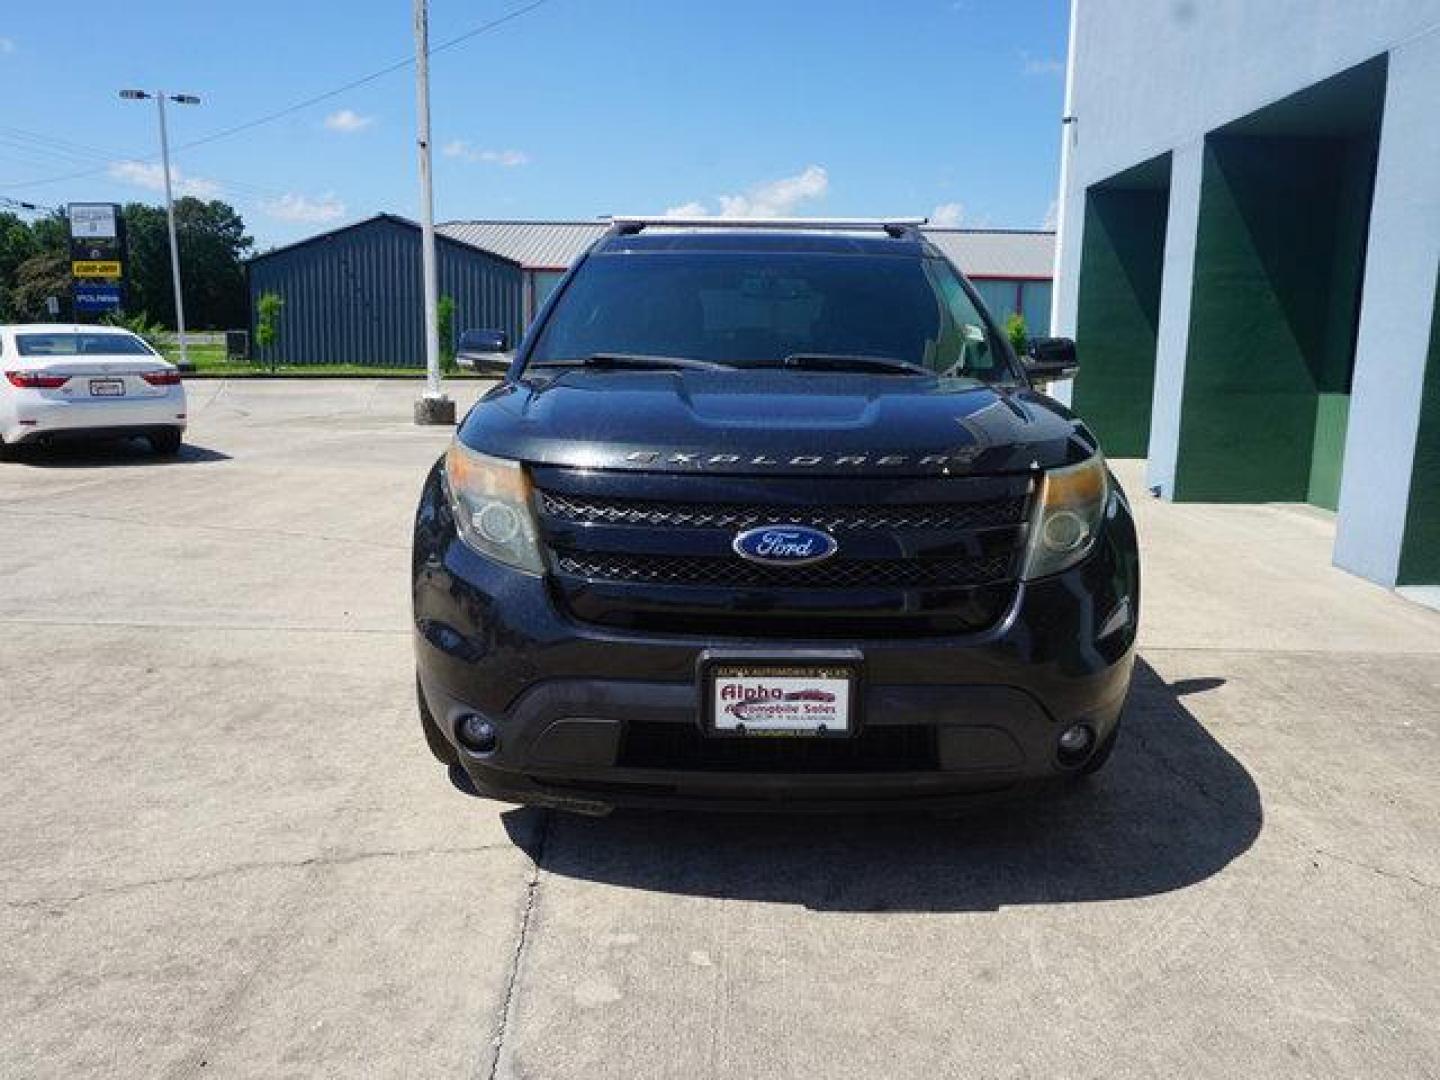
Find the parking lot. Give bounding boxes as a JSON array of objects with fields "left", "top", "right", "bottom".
[{"left": 2, "top": 378, "right": 1438, "bottom": 1079}]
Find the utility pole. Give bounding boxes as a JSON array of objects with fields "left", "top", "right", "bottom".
[
  {"left": 412, "top": 0, "right": 455, "bottom": 425},
  {"left": 121, "top": 88, "right": 200, "bottom": 368}
]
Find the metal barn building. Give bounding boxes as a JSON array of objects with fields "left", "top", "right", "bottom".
[{"left": 246, "top": 214, "right": 523, "bottom": 368}]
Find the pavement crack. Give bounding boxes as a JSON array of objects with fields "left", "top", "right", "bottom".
[
  {"left": 483, "top": 809, "right": 551, "bottom": 1080},
  {"left": 5, "top": 841, "right": 511, "bottom": 912},
  {"left": 1127, "top": 722, "right": 1230, "bottom": 812},
  {"left": 1309, "top": 846, "right": 1439, "bottom": 893}
]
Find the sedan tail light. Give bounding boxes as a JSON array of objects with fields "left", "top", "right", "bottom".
[
  {"left": 141, "top": 370, "right": 182, "bottom": 386},
  {"left": 6, "top": 371, "right": 71, "bottom": 389}
]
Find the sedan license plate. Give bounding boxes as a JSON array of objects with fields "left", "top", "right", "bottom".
[
  {"left": 707, "top": 663, "right": 855, "bottom": 736},
  {"left": 89, "top": 379, "right": 125, "bottom": 397}
]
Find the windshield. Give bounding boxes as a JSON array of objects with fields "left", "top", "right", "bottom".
[
  {"left": 16, "top": 332, "right": 156, "bottom": 357},
  {"left": 526, "top": 251, "right": 1019, "bottom": 383}
]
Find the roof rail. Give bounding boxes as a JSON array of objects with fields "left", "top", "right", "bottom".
[{"left": 606, "top": 215, "right": 928, "bottom": 239}]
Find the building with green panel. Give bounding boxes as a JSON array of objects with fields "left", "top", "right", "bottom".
[{"left": 1051, "top": 0, "right": 1440, "bottom": 604}]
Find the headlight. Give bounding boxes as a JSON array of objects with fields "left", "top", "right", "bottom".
[
  {"left": 1022, "top": 454, "right": 1109, "bottom": 580},
  {"left": 443, "top": 443, "right": 545, "bottom": 574}
]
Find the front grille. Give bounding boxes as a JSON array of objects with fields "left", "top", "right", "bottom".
[
  {"left": 533, "top": 469, "right": 1031, "bottom": 636},
  {"left": 538, "top": 491, "right": 1027, "bottom": 532},
  {"left": 617, "top": 720, "right": 939, "bottom": 773},
  {"left": 554, "top": 551, "right": 1014, "bottom": 589}
]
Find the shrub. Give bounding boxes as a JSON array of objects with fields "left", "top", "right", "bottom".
[
  {"left": 256, "top": 291, "right": 284, "bottom": 371},
  {"left": 437, "top": 295, "right": 457, "bottom": 374},
  {"left": 1004, "top": 312, "right": 1029, "bottom": 357}
]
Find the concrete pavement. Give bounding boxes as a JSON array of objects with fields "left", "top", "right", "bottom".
[{"left": 1, "top": 379, "right": 1437, "bottom": 1078}]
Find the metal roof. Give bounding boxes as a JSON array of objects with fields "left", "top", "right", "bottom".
[
  {"left": 921, "top": 228, "right": 1056, "bottom": 279},
  {"left": 437, "top": 220, "right": 608, "bottom": 271},
  {"left": 438, "top": 220, "right": 1055, "bottom": 279},
  {"left": 249, "top": 213, "right": 522, "bottom": 267}
]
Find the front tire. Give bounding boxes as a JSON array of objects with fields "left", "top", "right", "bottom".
[{"left": 148, "top": 429, "right": 183, "bottom": 456}]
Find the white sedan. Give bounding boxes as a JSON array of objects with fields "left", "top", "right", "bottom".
[{"left": 0, "top": 324, "right": 187, "bottom": 456}]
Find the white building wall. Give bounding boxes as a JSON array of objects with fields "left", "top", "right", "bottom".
[
  {"left": 1333, "top": 28, "right": 1440, "bottom": 585},
  {"left": 1143, "top": 140, "right": 1205, "bottom": 499},
  {"left": 1053, "top": 0, "right": 1440, "bottom": 343}
]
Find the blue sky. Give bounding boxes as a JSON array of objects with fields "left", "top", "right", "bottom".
[{"left": 0, "top": 1, "right": 1069, "bottom": 248}]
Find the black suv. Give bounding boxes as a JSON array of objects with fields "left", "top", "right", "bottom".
[{"left": 413, "top": 218, "right": 1139, "bottom": 813}]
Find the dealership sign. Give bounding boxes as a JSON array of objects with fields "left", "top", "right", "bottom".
[
  {"left": 69, "top": 203, "right": 126, "bottom": 314},
  {"left": 72, "top": 259, "right": 123, "bottom": 279},
  {"left": 74, "top": 283, "right": 124, "bottom": 312}
]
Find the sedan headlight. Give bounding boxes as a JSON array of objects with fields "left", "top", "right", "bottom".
[
  {"left": 443, "top": 443, "right": 545, "bottom": 574},
  {"left": 1023, "top": 454, "right": 1109, "bottom": 580}
]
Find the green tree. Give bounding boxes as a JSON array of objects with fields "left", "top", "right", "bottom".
[
  {"left": 0, "top": 210, "right": 68, "bottom": 321},
  {"left": 120, "top": 198, "right": 253, "bottom": 330},
  {"left": 256, "top": 291, "right": 284, "bottom": 370},
  {"left": 0, "top": 212, "right": 41, "bottom": 320},
  {"left": 437, "top": 295, "right": 457, "bottom": 373},
  {"left": 8, "top": 250, "right": 72, "bottom": 321}
]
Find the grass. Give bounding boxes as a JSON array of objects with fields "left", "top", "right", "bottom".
[{"left": 162, "top": 345, "right": 489, "bottom": 379}]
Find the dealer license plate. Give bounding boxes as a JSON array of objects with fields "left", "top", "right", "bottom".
[
  {"left": 89, "top": 379, "right": 125, "bottom": 397},
  {"left": 707, "top": 663, "right": 855, "bottom": 736}
]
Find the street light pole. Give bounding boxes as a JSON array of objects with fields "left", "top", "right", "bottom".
[
  {"left": 121, "top": 88, "right": 200, "bottom": 369},
  {"left": 412, "top": 0, "right": 454, "bottom": 425}
]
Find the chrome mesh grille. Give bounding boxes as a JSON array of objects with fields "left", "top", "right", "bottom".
[
  {"left": 536, "top": 491, "right": 1027, "bottom": 532},
  {"left": 553, "top": 551, "right": 1014, "bottom": 589}
]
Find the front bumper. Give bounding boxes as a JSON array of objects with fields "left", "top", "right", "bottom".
[{"left": 413, "top": 467, "right": 1140, "bottom": 812}]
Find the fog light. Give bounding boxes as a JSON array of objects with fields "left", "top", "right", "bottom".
[
  {"left": 1057, "top": 723, "right": 1094, "bottom": 765},
  {"left": 456, "top": 714, "right": 499, "bottom": 754}
]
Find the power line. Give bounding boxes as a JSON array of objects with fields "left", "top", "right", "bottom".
[
  {"left": 0, "top": 127, "right": 292, "bottom": 202},
  {"left": 0, "top": 0, "right": 553, "bottom": 192}
]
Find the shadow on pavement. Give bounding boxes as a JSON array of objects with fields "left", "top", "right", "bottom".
[
  {"left": 5, "top": 439, "right": 230, "bottom": 467},
  {"left": 501, "top": 658, "right": 1262, "bottom": 912}
]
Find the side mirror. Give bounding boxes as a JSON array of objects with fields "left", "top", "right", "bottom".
[
  {"left": 1022, "top": 337, "right": 1079, "bottom": 381},
  {"left": 456, "top": 329, "right": 512, "bottom": 376}
]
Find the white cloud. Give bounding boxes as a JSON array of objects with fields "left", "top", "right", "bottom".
[
  {"left": 929, "top": 202, "right": 964, "bottom": 227},
  {"left": 0, "top": 37, "right": 15, "bottom": 54},
  {"left": 324, "top": 109, "right": 373, "bottom": 133},
  {"left": 441, "top": 140, "right": 530, "bottom": 166},
  {"left": 666, "top": 165, "right": 829, "bottom": 219},
  {"left": 260, "top": 192, "right": 346, "bottom": 223},
  {"left": 1042, "top": 198, "right": 1059, "bottom": 230},
  {"left": 108, "top": 159, "right": 221, "bottom": 199},
  {"left": 1021, "top": 51, "right": 1065, "bottom": 77}
]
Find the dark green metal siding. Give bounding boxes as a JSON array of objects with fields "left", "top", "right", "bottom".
[
  {"left": 1173, "top": 133, "right": 1376, "bottom": 504},
  {"left": 247, "top": 216, "right": 523, "bottom": 367},
  {"left": 1072, "top": 170, "right": 1170, "bottom": 459}
]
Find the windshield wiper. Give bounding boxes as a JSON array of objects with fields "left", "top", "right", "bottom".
[
  {"left": 532, "top": 353, "right": 735, "bottom": 372},
  {"left": 779, "top": 353, "right": 931, "bottom": 376}
]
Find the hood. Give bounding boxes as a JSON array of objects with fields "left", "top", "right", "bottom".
[{"left": 459, "top": 369, "right": 1097, "bottom": 477}]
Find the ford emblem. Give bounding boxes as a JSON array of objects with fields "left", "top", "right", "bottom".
[{"left": 732, "top": 525, "right": 838, "bottom": 566}]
